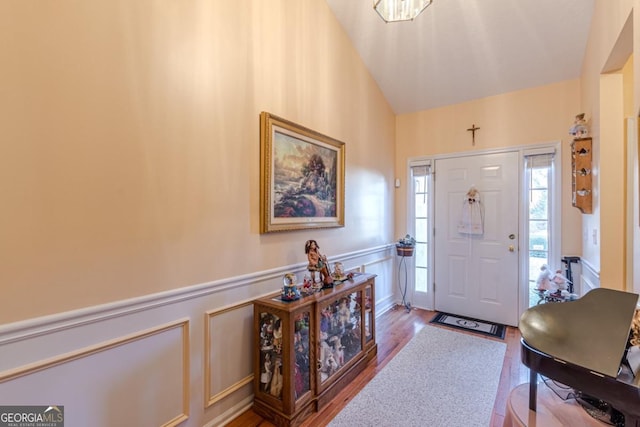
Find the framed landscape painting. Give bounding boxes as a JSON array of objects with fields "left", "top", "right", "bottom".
[{"left": 260, "top": 112, "right": 345, "bottom": 233}]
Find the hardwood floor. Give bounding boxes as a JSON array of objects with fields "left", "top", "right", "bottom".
[{"left": 227, "top": 306, "right": 529, "bottom": 427}]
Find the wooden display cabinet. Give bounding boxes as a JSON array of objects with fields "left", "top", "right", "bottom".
[
  {"left": 253, "top": 272, "right": 377, "bottom": 427},
  {"left": 571, "top": 137, "right": 592, "bottom": 214},
  {"left": 253, "top": 299, "right": 315, "bottom": 425}
]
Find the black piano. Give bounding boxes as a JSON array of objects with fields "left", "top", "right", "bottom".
[{"left": 520, "top": 288, "right": 640, "bottom": 426}]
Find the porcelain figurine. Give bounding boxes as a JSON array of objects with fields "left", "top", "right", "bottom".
[{"left": 305, "top": 239, "right": 334, "bottom": 288}]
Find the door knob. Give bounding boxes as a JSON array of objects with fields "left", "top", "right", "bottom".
[{"left": 508, "top": 245, "right": 515, "bottom": 252}]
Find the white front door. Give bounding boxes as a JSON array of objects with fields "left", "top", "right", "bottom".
[{"left": 434, "top": 152, "right": 520, "bottom": 326}]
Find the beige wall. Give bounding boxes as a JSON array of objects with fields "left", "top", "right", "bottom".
[
  {"left": 0, "top": 0, "right": 396, "bottom": 324},
  {"left": 580, "top": 0, "right": 639, "bottom": 291},
  {"left": 4, "top": 0, "right": 639, "bottom": 327},
  {"left": 394, "top": 80, "right": 583, "bottom": 257}
]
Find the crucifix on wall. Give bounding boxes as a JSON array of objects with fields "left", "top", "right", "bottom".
[{"left": 467, "top": 124, "right": 480, "bottom": 145}]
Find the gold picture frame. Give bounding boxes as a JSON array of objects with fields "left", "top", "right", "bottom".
[{"left": 260, "top": 112, "right": 345, "bottom": 233}]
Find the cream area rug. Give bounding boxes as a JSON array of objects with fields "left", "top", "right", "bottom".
[{"left": 328, "top": 325, "right": 507, "bottom": 427}]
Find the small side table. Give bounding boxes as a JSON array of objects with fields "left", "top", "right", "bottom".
[{"left": 396, "top": 247, "right": 413, "bottom": 312}]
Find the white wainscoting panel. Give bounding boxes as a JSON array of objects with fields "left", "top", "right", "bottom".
[
  {"left": 362, "top": 253, "right": 394, "bottom": 314},
  {"left": 580, "top": 259, "right": 600, "bottom": 294},
  {"left": 0, "top": 245, "right": 391, "bottom": 427},
  {"left": 0, "top": 320, "right": 189, "bottom": 427},
  {"left": 205, "top": 302, "right": 254, "bottom": 408}
]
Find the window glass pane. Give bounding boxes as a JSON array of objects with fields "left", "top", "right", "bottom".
[
  {"left": 531, "top": 168, "right": 548, "bottom": 188},
  {"left": 415, "top": 242, "right": 427, "bottom": 268},
  {"left": 415, "top": 267, "right": 427, "bottom": 292},
  {"left": 529, "top": 221, "right": 548, "bottom": 255},
  {"left": 413, "top": 176, "right": 425, "bottom": 193},
  {"left": 415, "top": 194, "right": 427, "bottom": 217},
  {"left": 529, "top": 220, "right": 548, "bottom": 234},
  {"left": 529, "top": 189, "right": 548, "bottom": 219},
  {"left": 529, "top": 256, "right": 548, "bottom": 282},
  {"left": 415, "top": 219, "right": 428, "bottom": 243}
]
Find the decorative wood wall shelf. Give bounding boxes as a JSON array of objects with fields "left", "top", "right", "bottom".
[{"left": 571, "top": 137, "right": 592, "bottom": 214}]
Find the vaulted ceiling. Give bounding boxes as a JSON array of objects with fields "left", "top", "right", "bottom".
[{"left": 325, "top": 0, "right": 595, "bottom": 114}]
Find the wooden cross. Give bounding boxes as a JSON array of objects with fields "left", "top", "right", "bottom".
[{"left": 467, "top": 124, "right": 480, "bottom": 145}]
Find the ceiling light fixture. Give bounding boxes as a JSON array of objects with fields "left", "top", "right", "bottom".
[{"left": 373, "top": 0, "right": 433, "bottom": 23}]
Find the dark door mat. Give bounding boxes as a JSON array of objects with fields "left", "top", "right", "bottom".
[{"left": 430, "top": 312, "right": 506, "bottom": 339}]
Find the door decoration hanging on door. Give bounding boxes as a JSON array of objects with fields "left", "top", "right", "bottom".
[{"left": 457, "top": 187, "right": 484, "bottom": 235}]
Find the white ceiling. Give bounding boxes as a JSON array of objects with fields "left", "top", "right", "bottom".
[{"left": 325, "top": 0, "right": 595, "bottom": 114}]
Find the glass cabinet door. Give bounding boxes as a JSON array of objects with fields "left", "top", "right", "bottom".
[
  {"left": 364, "top": 284, "right": 373, "bottom": 344},
  {"left": 318, "top": 291, "right": 362, "bottom": 385},
  {"left": 293, "top": 311, "right": 311, "bottom": 400},
  {"left": 258, "top": 312, "right": 284, "bottom": 400}
]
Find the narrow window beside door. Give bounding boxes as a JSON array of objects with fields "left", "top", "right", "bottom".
[
  {"left": 409, "top": 163, "right": 433, "bottom": 309},
  {"left": 525, "top": 152, "right": 554, "bottom": 308}
]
